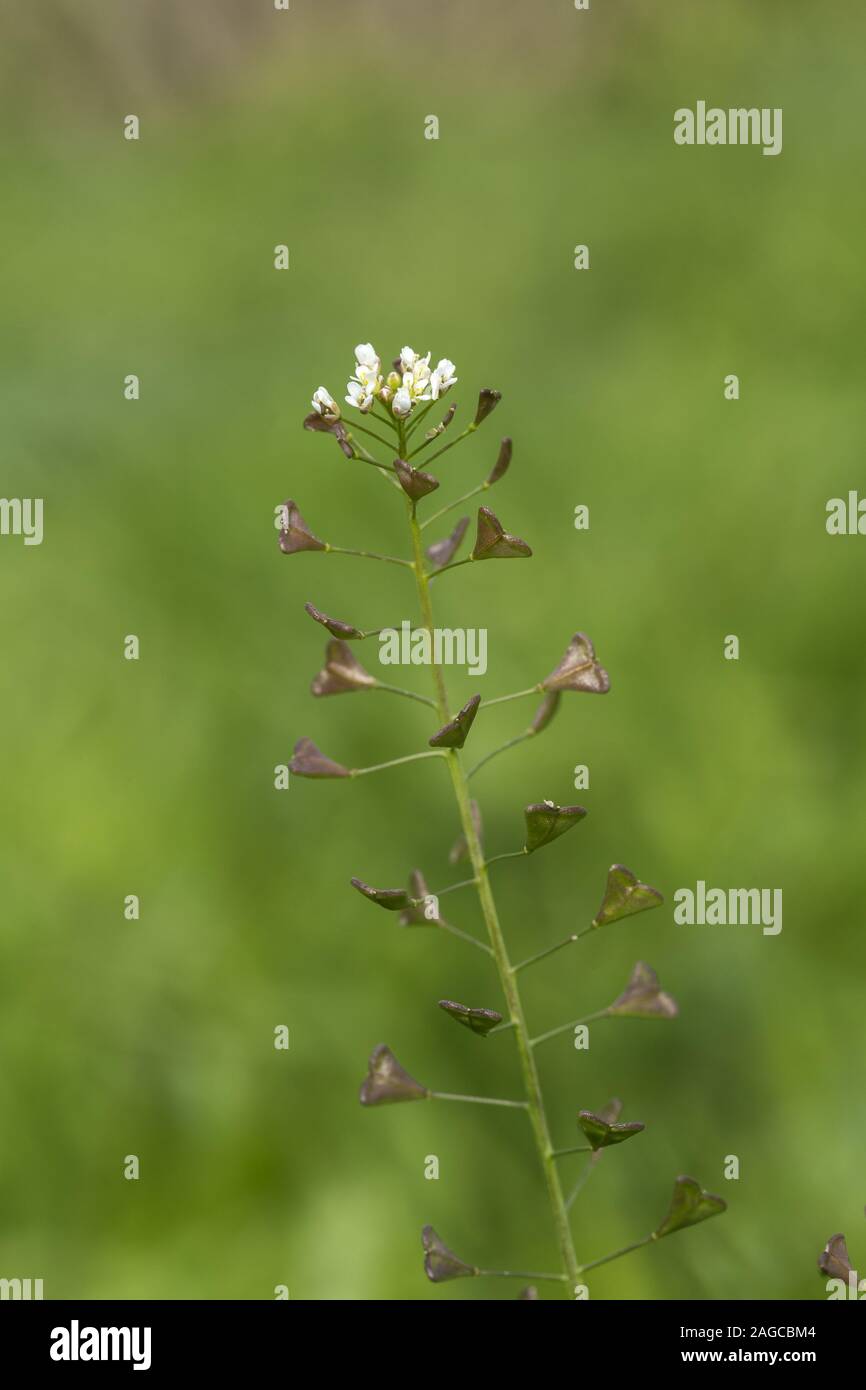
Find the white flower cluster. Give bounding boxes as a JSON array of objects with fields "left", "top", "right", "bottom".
[{"left": 311, "top": 343, "right": 457, "bottom": 424}]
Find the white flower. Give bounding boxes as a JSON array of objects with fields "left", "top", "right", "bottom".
[
  {"left": 346, "top": 379, "right": 375, "bottom": 413},
  {"left": 342, "top": 342, "right": 454, "bottom": 420},
  {"left": 354, "top": 343, "right": 380, "bottom": 372},
  {"left": 358, "top": 363, "right": 382, "bottom": 392},
  {"left": 311, "top": 386, "right": 340, "bottom": 422},
  {"left": 400, "top": 346, "right": 430, "bottom": 384},
  {"left": 392, "top": 346, "right": 433, "bottom": 414},
  {"left": 429, "top": 358, "right": 457, "bottom": 400},
  {"left": 346, "top": 344, "right": 383, "bottom": 413}
]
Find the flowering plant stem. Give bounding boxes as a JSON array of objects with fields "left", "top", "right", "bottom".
[
  {"left": 296, "top": 345, "right": 727, "bottom": 1295},
  {"left": 399, "top": 422, "right": 582, "bottom": 1294}
]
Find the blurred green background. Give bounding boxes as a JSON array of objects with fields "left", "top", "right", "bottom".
[{"left": 2, "top": 0, "right": 865, "bottom": 1300}]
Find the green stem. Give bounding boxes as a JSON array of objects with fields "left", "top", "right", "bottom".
[
  {"left": 405, "top": 399, "right": 437, "bottom": 439},
  {"left": 350, "top": 750, "right": 446, "bottom": 778},
  {"left": 485, "top": 849, "right": 528, "bottom": 870},
  {"left": 346, "top": 420, "right": 398, "bottom": 452},
  {"left": 550, "top": 1145, "right": 593, "bottom": 1159},
  {"left": 427, "top": 876, "right": 478, "bottom": 899},
  {"left": 480, "top": 686, "right": 543, "bottom": 709},
  {"left": 433, "top": 919, "right": 493, "bottom": 956},
  {"left": 342, "top": 435, "right": 401, "bottom": 489},
  {"left": 530, "top": 1008, "right": 610, "bottom": 1049},
  {"left": 476, "top": 1268, "right": 568, "bottom": 1284},
  {"left": 467, "top": 729, "right": 534, "bottom": 779},
  {"left": 428, "top": 557, "right": 474, "bottom": 581},
  {"left": 372, "top": 402, "right": 399, "bottom": 430},
  {"left": 326, "top": 545, "right": 413, "bottom": 569},
  {"left": 564, "top": 1159, "right": 595, "bottom": 1212},
  {"left": 404, "top": 477, "right": 581, "bottom": 1297},
  {"left": 373, "top": 683, "right": 436, "bottom": 709},
  {"left": 411, "top": 421, "right": 476, "bottom": 464},
  {"left": 577, "top": 1235, "right": 655, "bottom": 1275},
  {"left": 421, "top": 482, "right": 487, "bottom": 531},
  {"left": 430, "top": 1092, "right": 528, "bottom": 1110},
  {"left": 512, "top": 929, "right": 590, "bottom": 975}
]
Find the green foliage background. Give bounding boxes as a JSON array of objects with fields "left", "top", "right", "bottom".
[{"left": 2, "top": 0, "right": 864, "bottom": 1299}]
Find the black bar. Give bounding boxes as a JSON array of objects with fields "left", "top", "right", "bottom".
[{"left": 0, "top": 1298, "right": 853, "bottom": 1374}]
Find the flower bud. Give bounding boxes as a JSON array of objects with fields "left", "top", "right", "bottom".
[
  {"left": 471, "top": 506, "right": 532, "bottom": 561},
  {"left": 310, "top": 387, "right": 341, "bottom": 422},
  {"left": 428, "top": 694, "right": 481, "bottom": 749},
  {"left": 360, "top": 1044, "right": 429, "bottom": 1106},
  {"left": 391, "top": 387, "right": 413, "bottom": 418}
]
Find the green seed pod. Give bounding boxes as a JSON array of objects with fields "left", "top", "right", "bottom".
[{"left": 429, "top": 694, "right": 481, "bottom": 749}]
